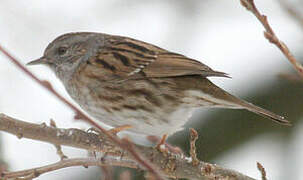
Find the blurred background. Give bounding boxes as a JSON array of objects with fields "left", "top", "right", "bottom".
[{"left": 0, "top": 0, "right": 303, "bottom": 179}]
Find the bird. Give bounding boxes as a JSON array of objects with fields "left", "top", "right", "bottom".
[{"left": 27, "top": 32, "right": 290, "bottom": 137}]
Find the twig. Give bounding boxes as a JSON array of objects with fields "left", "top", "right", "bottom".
[
  {"left": 256, "top": 162, "right": 267, "bottom": 180},
  {"left": 0, "top": 161, "right": 8, "bottom": 177},
  {"left": 121, "top": 138, "right": 160, "bottom": 180},
  {"left": 3, "top": 157, "right": 136, "bottom": 179},
  {"left": 240, "top": 0, "right": 303, "bottom": 78},
  {"left": 189, "top": 128, "right": 200, "bottom": 166},
  {"left": 0, "top": 45, "right": 165, "bottom": 180},
  {"left": 0, "top": 113, "right": 256, "bottom": 180},
  {"left": 278, "top": 73, "right": 303, "bottom": 83},
  {"left": 50, "top": 119, "right": 68, "bottom": 160}
]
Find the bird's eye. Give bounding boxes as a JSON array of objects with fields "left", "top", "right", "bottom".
[{"left": 57, "top": 47, "right": 68, "bottom": 56}]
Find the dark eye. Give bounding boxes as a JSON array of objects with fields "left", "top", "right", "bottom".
[{"left": 57, "top": 47, "right": 67, "bottom": 56}]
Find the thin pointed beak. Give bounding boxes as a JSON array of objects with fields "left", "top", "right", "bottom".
[{"left": 27, "top": 57, "right": 48, "bottom": 66}]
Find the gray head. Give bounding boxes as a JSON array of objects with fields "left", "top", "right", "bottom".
[{"left": 27, "top": 32, "right": 105, "bottom": 80}]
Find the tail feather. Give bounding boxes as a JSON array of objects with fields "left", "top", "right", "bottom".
[
  {"left": 194, "top": 78, "right": 291, "bottom": 125},
  {"left": 240, "top": 101, "right": 291, "bottom": 126}
]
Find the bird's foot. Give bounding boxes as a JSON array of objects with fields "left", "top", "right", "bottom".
[
  {"left": 148, "top": 135, "right": 183, "bottom": 154},
  {"left": 87, "top": 125, "right": 132, "bottom": 137},
  {"left": 108, "top": 125, "right": 132, "bottom": 135},
  {"left": 156, "top": 134, "right": 168, "bottom": 153}
]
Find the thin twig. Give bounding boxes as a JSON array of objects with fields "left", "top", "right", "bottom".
[
  {"left": 121, "top": 138, "right": 160, "bottom": 180},
  {"left": 0, "top": 113, "right": 256, "bottom": 180},
  {"left": 240, "top": 0, "right": 303, "bottom": 78},
  {"left": 50, "top": 119, "right": 68, "bottom": 160},
  {"left": 278, "top": 73, "right": 303, "bottom": 83},
  {"left": 189, "top": 128, "right": 200, "bottom": 166},
  {"left": 3, "top": 157, "right": 136, "bottom": 179},
  {"left": 0, "top": 45, "right": 165, "bottom": 180},
  {"left": 256, "top": 162, "right": 267, "bottom": 180}
]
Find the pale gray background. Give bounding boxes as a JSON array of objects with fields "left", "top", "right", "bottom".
[{"left": 0, "top": 0, "right": 302, "bottom": 179}]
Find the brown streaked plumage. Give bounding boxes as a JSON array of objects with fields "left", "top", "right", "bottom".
[{"left": 27, "top": 32, "right": 290, "bottom": 136}]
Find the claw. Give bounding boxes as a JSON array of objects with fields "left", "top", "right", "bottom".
[
  {"left": 148, "top": 135, "right": 183, "bottom": 154},
  {"left": 86, "top": 127, "right": 101, "bottom": 134},
  {"left": 156, "top": 134, "right": 168, "bottom": 152}
]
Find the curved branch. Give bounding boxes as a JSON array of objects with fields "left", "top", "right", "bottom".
[
  {"left": 3, "top": 157, "right": 137, "bottom": 179},
  {"left": 0, "top": 113, "right": 255, "bottom": 180},
  {"left": 240, "top": 0, "right": 303, "bottom": 78}
]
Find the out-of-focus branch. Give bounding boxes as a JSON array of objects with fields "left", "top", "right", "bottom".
[
  {"left": 240, "top": 0, "right": 303, "bottom": 78},
  {"left": 0, "top": 45, "right": 165, "bottom": 180},
  {"left": 278, "top": 0, "right": 303, "bottom": 30},
  {"left": 0, "top": 113, "right": 256, "bottom": 180},
  {"left": 0, "top": 161, "right": 8, "bottom": 177},
  {"left": 278, "top": 73, "right": 303, "bottom": 82}
]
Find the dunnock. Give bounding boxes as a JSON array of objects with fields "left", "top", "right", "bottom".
[{"left": 27, "top": 32, "right": 290, "bottom": 136}]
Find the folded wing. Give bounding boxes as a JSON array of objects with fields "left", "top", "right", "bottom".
[{"left": 94, "top": 36, "right": 229, "bottom": 80}]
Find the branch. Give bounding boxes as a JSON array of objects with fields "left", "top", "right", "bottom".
[
  {"left": 278, "top": 0, "right": 303, "bottom": 30},
  {"left": 189, "top": 128, "right": 200, "bottom": 166},
  {"left": 240, "top": 0, "right": 303, "bottom": 78},
  {"left": 256, "top": 162, "right": 267, "bottom": 180},
  {"left": 0, "top": 113, "right": 256, "bottom": 180},
  {"left": 50, "top": 119, "right": 68, "bottom": 160},
  {"left": 2, "top": 157, "right": 137, "bottom": 179}
]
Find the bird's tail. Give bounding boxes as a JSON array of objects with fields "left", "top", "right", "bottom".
[{"left": 193, "top": 78, "right": 291, "bottom": 125}]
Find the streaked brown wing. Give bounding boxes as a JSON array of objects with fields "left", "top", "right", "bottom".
[
  {"left": 143, "top": 52, "right": 229, "bottom": 78},
  {"left": 91, "top": 36, "right": 229, "bottom": 80}
]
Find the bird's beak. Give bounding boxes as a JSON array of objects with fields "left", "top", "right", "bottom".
[{"left": 27, "top": 56, "right": 48, "bottom": 66}]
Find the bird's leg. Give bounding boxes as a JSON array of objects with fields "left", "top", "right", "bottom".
[
  {"left": 148, "top": 135, "right": 183, "bottom": 154},
  {"left": 87, "top": 125, "right": 132, "bottom": 136},
  {"left": 156, "top": 134, "right": 168, "bottom": 152},
  {"left": 86, "top": 125, "right": 132, "bottom": 158},
  {"left": 108, "top": 125, "right": 132, "bottom": 135}
]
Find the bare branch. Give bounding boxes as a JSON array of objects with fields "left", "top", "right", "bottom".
[
  {"left": 3, "top": 157, "right": 136, "bottom": 179},
  {"left": 240, "top": 0, "right": 303, "bottom": 78},
  {"left": 121, "top": 138, "right": 163, "bottom": 180},
  {"left": 278, "top": 73, "right": 303, "bottom": 83},
  {"left": 190, "top": 128, "right": 200, "bottom": 166},
  {"left": 256, "top": 162, "right": 267, "bottom": 180},
  {"left": 50, "top": 119, "right": 68, "bottom": 160},
  {"left": 278, "top": 0, "right": 303, "bottom": 30},
  {"left": 0, "top": 113, "right": 256, "bottom": 180}
]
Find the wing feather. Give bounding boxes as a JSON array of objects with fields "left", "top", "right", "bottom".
[
  {"left": 143, "top": 52, "right": 229, "bottom": 78},
  {"left": 98, "top": 36, "right": 229, "bottom": 80}
]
